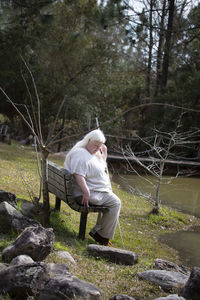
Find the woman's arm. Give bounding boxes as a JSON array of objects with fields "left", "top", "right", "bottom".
[
  {"left": 73, "top": 173, "right": 90, "bottom": 207},
  {"left": 100, "top": 144, "right": 107, "bottom": 160}
]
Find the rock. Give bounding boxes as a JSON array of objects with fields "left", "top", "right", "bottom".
[
  {"left": 37, "top": 274, "right": 104, "bottom": 300},
  {"left": 0, "top": 201, "right": 22, "bottom": 232},
  {"left": 153, "top": 295, "right": 186, "bottom": 300},
  {"left": 0, "top": 262, "right": 9, "bottom": 271},
  {"left": 86, "top": 244, "right": 138, "bottom": 265},
  {"left": 154, "top": 258, "right": 190, "bottom": 275},
  {"left": 46, "top": 263, "right": 69, "bottom": 277},
  {"left": 54, "top": 250, "right": 76, "bottom": 264},
  {"left": 0, "top": 262, "right": 49, "bottom": 299},
  {"left": 11, "top": 215, "right": 40, "bottom": 233},
  {"left": 109, "top": 295, "right": 136, "bottom": 299},
  {"left": 0, "top": 200, "right": 40, "bottom": 234},
  {"left": 10, "top": 254, "right": 34, "bottom": 265},
  {"left": 179, "top": 266, "right": 200, "bottom": 300},
  {"left": 0, "top": 190, "right": 17, "bottom": 208},
  {"left": 19, "top": 199, "right": 38, "bottom": 218},
  {"left": 2, "top": 226, "right": 55, "bottom": 263},
  {"left": 137, "top": 270, "right": 189, "bottom": 291}
]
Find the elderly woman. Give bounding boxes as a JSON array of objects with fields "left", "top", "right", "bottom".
[{"left": 64, "top": 129, "right": 121, "bottom": 246}]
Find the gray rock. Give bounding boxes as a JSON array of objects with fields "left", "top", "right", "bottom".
[
  {"left": 153, "top": 294, "right": 186, "bottom": 300},
  {"left": 19, "top": 199, "right": 38, "bottom": 218},
  {"left": 109, "top": 295, "right": 136, "bottom": 299},
  {"left": 0, "top": 190, "right": 17, "bottom": 208},
  {"left": 137, "top": 270, "right": 189, "bottom": 291},
  {"left": 0, "top": 262, "right": 49, "bottom": 299},
  {"left": 179, "top": 266, "right": 200, "bottom": 300},
  {"left": 154, "top": 258, "right": 190, "bottom": 275},
  {"left": 37, "top": 274, "right": 104, "bottom": 300},
  {"left": 86, "top": 244, "right": 138, "bottom": 265},
  {"left": 0, "top": 262, "right": 9, "bottom": 271},
  {"left": 11, "top": 215, "right": 40, "bottom": 233},
  {"left": 10, "top": 254, "right": 34, "bottom": 265},
  {"left": 0, "top": 201, "right": 22, "bottom": 232},
  {"left": 2, "top": 226, "right": 55, "bottom": 263},
  {"left": 55, "top": 250, "right": 76, "bottom": 264},
  {"left": 46, "top": 263, "right": 69, "bottom": 277}
]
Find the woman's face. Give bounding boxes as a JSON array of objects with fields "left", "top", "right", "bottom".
[{"left": 86, "top": 140, "right": 103, "bottom": 155}]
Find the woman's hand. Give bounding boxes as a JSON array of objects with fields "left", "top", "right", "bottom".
[
  {"left": 73, "top": 173, "right": 90, "bottom": 207},
  {"left": 82, "top": 190, "right": 90, "bottom": 207},
  {"left": 100, "top": 144, "right": 107, "bottom": 160}
]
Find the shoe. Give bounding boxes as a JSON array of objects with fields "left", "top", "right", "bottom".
[{"left": 89, "top": 231, "right": 112, "bottom": 246}]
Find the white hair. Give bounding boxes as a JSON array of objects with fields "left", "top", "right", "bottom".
[{"left": 64, "top": 129, "right": 106, "bottom": 166}]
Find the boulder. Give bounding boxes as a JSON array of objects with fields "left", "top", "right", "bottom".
[
  {"left": 153, "top": 295, "right": 186, "bottom": 300},
  {"left": 0, "top": 262, "right": 49, "bottom": 300},
  {"left": 0, "top": 261, "right": 103, "bottom": 300},
  {"left": 109, "top": 295, "right": 136, "bottom": 299},
  {"left": 19, "top": 199, "right": 38, "bottom": 218},
  {"left": 0, "top": 190, "right": 17, "bottom": 208},
  {"left": 179, "top": 266, "right": 200, "bottom": 300},
  {"left": 46, "top": 263, "right": 69, "bottom": 277},
  {"left": 154, "top": 259, "right": 190, "bottom": 275},
  {"left": 86, "top": 244, "right": 138, "bottom": 265},
  {"left": 2, "top": 226, "right": 55, "bottom": 263},
  {"left": 10, "top": 254, "right": 34, "bottom": 265},
  {"left": 137, "top": 270, "right": 189, "bottom": 291},
  {"left": 37, "top": 273, "right": 104, "bottom": 300},
  {"left": 54, "top": 250, "right": 76, "bottom": 264},
  {"left": 11, "top": 215, "right": 40, "bottom": 233},
  {"left": 0, "top": 201, "right": 22, "bottom": 232},
  {"left": 0, "top": 201, "right": 39, "bottom": 233},
  {"left": 0, "top": 262, "right": 8, "bottom": 271}
]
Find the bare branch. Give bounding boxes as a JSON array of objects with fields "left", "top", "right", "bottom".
[
  {"left": 21, "top": 71, "right": 40, "bottom": 140},
  {"left": 0, "top": 87, "right": 41, "bottom": 145},
  {"left": 21, "top": 56, "right": 44, "bottom": 146},
  {"left": 45, "top": 95, "right": 67, "bottom": 145}
]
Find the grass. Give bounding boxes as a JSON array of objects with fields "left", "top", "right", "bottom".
[{"left": 1, "top": 141, "right": 200, "bottom": 299}]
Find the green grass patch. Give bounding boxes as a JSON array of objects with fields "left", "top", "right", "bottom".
[{"left": 0, "top": 141, "right": 200, "bottom": 300}]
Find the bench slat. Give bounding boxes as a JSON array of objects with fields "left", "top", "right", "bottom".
[
  {"left": 48, "top": 161, "right": 70, "bottom": 178},
  {"left": 47, "top": 182, "right": 67, "bottom": 202}
]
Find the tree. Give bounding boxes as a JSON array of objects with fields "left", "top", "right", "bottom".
[
  {"left": 160, "top": 0, "right": 175, "bottom": 92},
  {"left": 122, "top": 113, "right": 200, "bottom": 214}
]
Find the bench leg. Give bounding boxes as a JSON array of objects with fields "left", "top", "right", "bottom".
[
  {"left": 55, "top": 197, "right": 61, "bottom": 211},
  {"left": 79, "top": 212, "right": 88, "bottom": 240}
]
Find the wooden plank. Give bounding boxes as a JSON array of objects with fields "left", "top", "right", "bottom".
[
  {"left": 48, "top": 169, "right": 73, "bottom": 187},
  {"left": 48, "top": 182, "right": 67, "bottom": 201},
  {"left": 48, "top": 169, "right": 65, "bottom": 184},
  {"left": 47, "top": 161, "right": 71, "bottom": 177},
  {"left": 48, "top": 176, "right": 65, "bottom": 193}
]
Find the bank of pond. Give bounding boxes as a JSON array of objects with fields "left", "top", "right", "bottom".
[{"left": 113, "top": 174, "right": 200, "bottom": 268}]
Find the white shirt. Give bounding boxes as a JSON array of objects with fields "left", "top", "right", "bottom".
[{"left": 64, "top": 147, "right": 112, "bottom": 197}]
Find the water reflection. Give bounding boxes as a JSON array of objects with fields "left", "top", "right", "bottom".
[
  {"left": 113, "top": 174, "right": 200, "bottom": 217},
  {"left": 113, "top": 174, "right": 200, "bottom": 267},
  {"left": 160, "top": 228, "right": 200, "bottom": 267}
]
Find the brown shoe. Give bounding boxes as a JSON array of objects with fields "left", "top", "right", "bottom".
[{"left": 89, "top": 231, "right": 111, "bottom": 246}]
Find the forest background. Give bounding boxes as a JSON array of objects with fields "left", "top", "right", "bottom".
[{"left": 0, "top": 0, "right": 200, "bottom": 157}]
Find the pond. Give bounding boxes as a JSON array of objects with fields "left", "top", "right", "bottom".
[{"left": 113, "top": 174, "right": 200, "bottom": 267}]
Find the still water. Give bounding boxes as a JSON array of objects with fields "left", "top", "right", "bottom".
[{"left": 113, "top": 174, "right": 200, "bottom": 267}]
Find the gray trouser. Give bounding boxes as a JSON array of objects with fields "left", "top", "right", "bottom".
[{"left": 89, "top": 191, "right": 121, "bottom": 239}]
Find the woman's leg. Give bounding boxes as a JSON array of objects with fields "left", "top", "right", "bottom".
[{"left": 89, "top": 191, "right": 121, "bottom": 239}]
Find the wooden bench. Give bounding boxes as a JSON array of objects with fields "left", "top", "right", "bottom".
[{"left": 47, "top": 160, "right": 108, "bottom": 240}]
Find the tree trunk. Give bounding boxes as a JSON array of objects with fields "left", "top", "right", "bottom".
[
  {"left": 161, "top": 0, "right": 175, "bottom": 92},
  {"left": 146, "top": 0, "right": 154, "bottom": 97},
  {"left": 154, "top": 0, "right": 167, "bottom": 96},
  {"left": 40, "top": 147, "right": 50, "bottom": 226}
]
